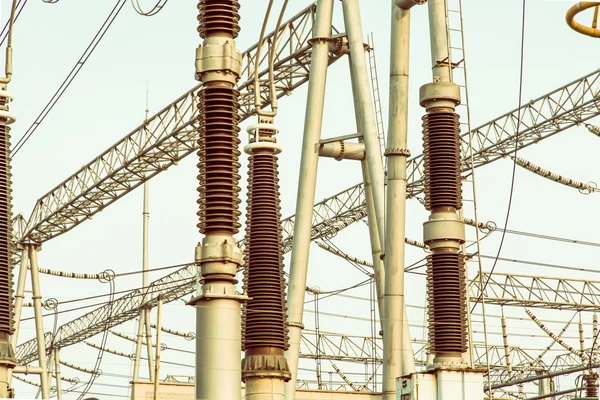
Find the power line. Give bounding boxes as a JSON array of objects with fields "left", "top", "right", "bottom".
[
  {"left": 471, "top": 0, "right": 527, "bottom": 313},
  {"left": 11, "top": 0, "right": 127, "bottom": 157}
]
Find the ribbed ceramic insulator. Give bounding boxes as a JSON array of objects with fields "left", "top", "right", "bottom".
[
  {"left": 427, "top": 252, "right": 467, "bottom": 355},
  {"left": 0, "top": 106, "right": 13, "bottom": 335},
  {"left": 196, "top": 86, "right": 242, "bottom": 235},
  {"left": 422, "top": 111, "right": 462, "bottom": 210},
  {"left": 587, "top": 374, "right": 599, "bottom": 397},
  {"left": 243, "top": 147, "right": 289, "bottom": 351},
  {"left": 241, "top": 154, "right": 253, "bottom": 343},
  {"left": 197, "top": 0, "right": 241, "bottom": 39}
]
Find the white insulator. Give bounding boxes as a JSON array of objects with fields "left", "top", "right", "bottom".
[
  {"left": 244, "top": 141, "right": 282, "bottom": 155},
  {"left": 514, "top": 157, "right": 598, "bottom": 194},
  {"left": 580, "top": 321, "right": 586, "bottom": 362},
  {"left": 0, "top": 89, "right": 16, "bottom": 124},
  {"left": 587, "top": 124, "right": 600, "bottom": 137},
  {"left": 244, "top": 122, "right": 282, "bottom": 154},
  {"left": 526, "top": 309, "right": 587, "bottom": 360},
  {"left": 246, "top": 122, "right": 280, "bottom": 135},
  {"left": 501, "top": 316, "right": 512, "bottom": 376}
]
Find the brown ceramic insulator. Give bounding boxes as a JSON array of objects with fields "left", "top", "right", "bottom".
[
  {"left": 422, "top": 111, "right": 462, "bottom": 211},
  {"left": 197, "top": 0, "right": 241, "bottom": 39},
  {"left": 241, "top": 154, "right": 253, "bottom": 345},
  {"left": 243, "top": 150, "right": 289, "bottom": 351},
  {"left": 426, "top": 252, "right": 467, "bottom": 355},
  {"left": 0, "top": 112, "right": 13, "bottom": 336},
  {"left": 196, "top": 86, "right": 242, "bottom": 235},
  {"left": 587, "top": 374, "right": 599, "bottom": 397}
]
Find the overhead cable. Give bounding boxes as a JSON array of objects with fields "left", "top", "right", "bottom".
[
  {"left": 11, "top": 0, "right": 127, "bottom": 157},
  {"left": 471, "top": 0, "right": 528, "bottom": 313}
]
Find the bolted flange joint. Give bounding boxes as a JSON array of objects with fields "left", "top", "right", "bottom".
[
  {"left": 420, "top": 81, "right": 461, "bottom": 110},
  {"left": 423, "top": 211, "right": 465, "bottom": 250},
  {"left": 242, "top": 354, "right": 292, "bottom": 382},
  {"left": 195, "top": 37, "right": 242, "bottom": 85},
  {"left": 195, "top": 240, "right": 243, "bottom": 278}
]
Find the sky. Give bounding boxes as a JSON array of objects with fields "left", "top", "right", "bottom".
[{"left": 2, "top": 0, "right": 600, "bottom": 398}]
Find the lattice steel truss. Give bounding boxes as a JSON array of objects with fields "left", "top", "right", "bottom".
[
  {"left": 470, "top": 272, "right": 600, "bottom": 311},
  {"left": 20, "top": 3, "right": 347, "bottom": 244}
]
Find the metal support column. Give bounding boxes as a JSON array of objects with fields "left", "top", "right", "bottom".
[
  {"left": 153, "top": 296, "right": 162, "bottom": 400},
  {"left": 29, "top": 245, "right": 50, "bottom": 398},
  {"left": 133, "top": 180, "right": 153, "bottom": 384},
  {"left": 383, "top": 2, "right": 416, "bottom": 399},
  {"left": 284, "top": 1, "right": 335, "bottom": 398},
  {"left": 54, "top": 348, "right": 63, "bottom": 400},
  {"left": 341, "top": 0, "right": 387, "bottom": 251},
  {"left": 359, "top": 158, "right": 385, "bottom": 326},
  {"left": 8, "top": 247, "right": 29, "bottom": 385}
]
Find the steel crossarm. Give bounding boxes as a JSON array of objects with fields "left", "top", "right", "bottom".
[
  {"left": 469, "top": 272, "right": 600, "bottom": 311},
  {"left": 20, "top": 3, "right": 347, "bottom": 244},
  {"left": 300, "top": 331, "right": 382, "bottom": 363}
]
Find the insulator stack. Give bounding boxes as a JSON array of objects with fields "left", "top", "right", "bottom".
[
  {"left": 586, "top": 373, "right": 599, "bottom": 398},
  {"left": 420, "top": 82, "right": 467, "bottom": 365},
  {"left": 196, "top": 87, "right": 242, "bottom": 236},
  {"left": 242, "top": 122, "right": 290, "bottom": 381},
  {"left": 241, "top": 154, "right": 253, "bottom": 342},
  {"left": 422, "top": 110, "right": 462, "bottom": 210},
  {"left": 191, "top": 1, "right": 246, "bottom": 398},
  {"left": 0, "top": 95, "right": 13, "bottom": 337},
  {"left": 426, "top": 253, "right": 466, "bottom": 355},
  {"left": 197, "top": 0, "right": 241, "bottom": 39}
]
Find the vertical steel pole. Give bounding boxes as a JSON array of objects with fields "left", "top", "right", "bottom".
[
  {"left": 428, "top": 0, "right": 452, "bottom": 82},
  {"left": 341, "top": 0, "right": 387, "bottom": 252},
  {"left": 359, "top": 159, "right": 385, "bottom": 326},
  {"left": 54, "top": 348, "right": 63, "bottom": 400},
  {"left": 29, "top": 245, "right": 50, "bottom": 398},
  {"left": 382, "top": 3, "right": 415, "bottom": 398},
  {"left": 8, "top": 247, "right": 29, "bottom": 385},
  {"left": 133, "top": 180, "right": 150, "bottom": 384},
  {"left": 284, "top": 1, "right": 335, "bottom": 398},
  {"left": 132, "top": 314, "right": 144, "bottom": 383},
  {"left": 153, "top": 296, "right": 162, "bottom": 400},
  {"left": 144, "top": 309, "right": 155, "bottom": 381}
]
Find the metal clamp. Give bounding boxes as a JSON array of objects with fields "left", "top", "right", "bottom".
[
  {"left": 195, "top": 241, "right": 243, "bottom": 266},
  {"left": 384, "top": 147, "right": 411, "bottom": 157},
  {"left": 195, "top": 39, "right": 242, "bottom": 84}
]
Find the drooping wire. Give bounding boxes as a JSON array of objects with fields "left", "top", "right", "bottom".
[
  {"left": 11, "top": 0, "right": 128, "bottom": 157},
  {"left": 131, "top": 0, "right": 169, "bottom": 16},
  {"left": 0, "top": 0, "right": 26, "bottom": 47},
  {"left": 470, "top": 0, "right": 527, "bottom": 313},
  {"left": 76, "top": 278, "right": 115, "bottom": 399}
]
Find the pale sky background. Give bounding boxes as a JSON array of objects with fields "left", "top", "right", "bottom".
[{"left": 2, "top": 0, "right": 600, "bottom": 398}]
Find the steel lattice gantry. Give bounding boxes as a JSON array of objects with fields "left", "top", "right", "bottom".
[
  {"left": 19, "top": 3, "right": 348, "bottom": 244},
  {"left": 17, "top": 66, "right": 600, "bottom": 247}
]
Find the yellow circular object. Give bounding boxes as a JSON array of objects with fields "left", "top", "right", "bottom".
[{"left": 566, "top": 2, "right": 600, "bottom": 38}]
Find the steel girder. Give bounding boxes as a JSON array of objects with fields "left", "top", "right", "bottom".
[
  {"left": 20, "top": 3, "right": 347, "bottom": 244},
  {"left": 469, "top": 272, "right": 600, "bottom": 311}
]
